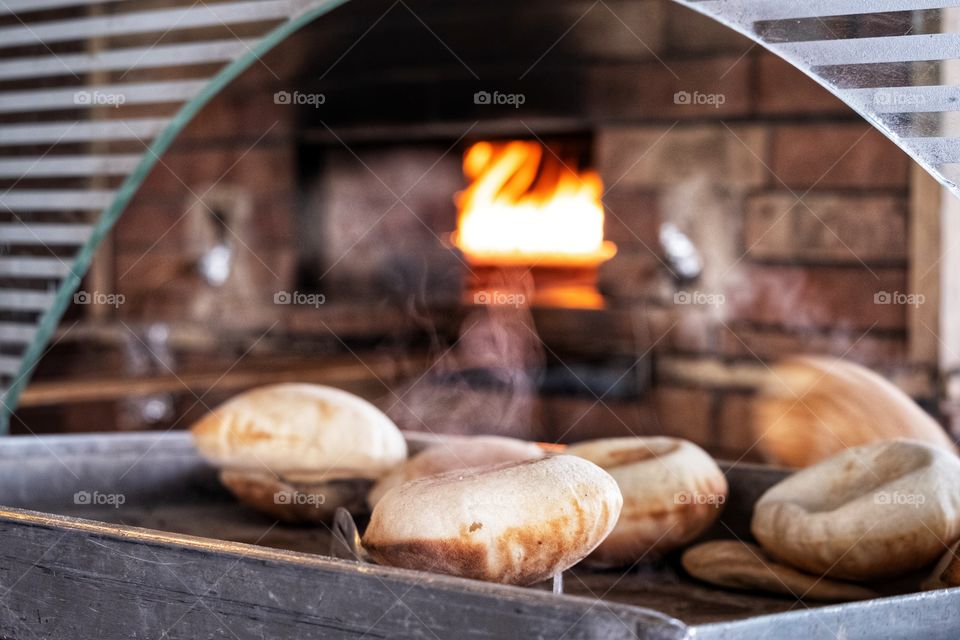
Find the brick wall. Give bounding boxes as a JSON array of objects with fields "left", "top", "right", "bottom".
[
  {"left": 588, "top": 6, "right": 924, "bottom": 457},
  {"left": 78, "top": 0, "right": 935, "bottom": 455}
]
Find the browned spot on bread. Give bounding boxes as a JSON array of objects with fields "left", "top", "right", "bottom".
[
  {"left": 365, "top": 537, "right": 489, "bottom": 580},
  {"left": 237, "top": 429, "right": 274, "bottom": 443},
  {"left": 491, "top": 497, "right": 591, "bottom": 585},
  {"left": 367, "top": 498, "right": 596, "bottom": 585}
]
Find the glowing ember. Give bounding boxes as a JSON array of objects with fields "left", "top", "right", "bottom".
[{"left": 452, "top": 140, "right": 617, "bottom": 267}]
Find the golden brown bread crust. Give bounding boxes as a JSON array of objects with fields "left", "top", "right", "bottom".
[
  {"left": 682, "top": 540, "right": 878, "bottom": 602},
  {"left": 752, "top": 439, "right": 960, "bottom": 581},
  {"left": 366, "top": 507, "right": 597, "bottom": 585},
  {"left": 567, "top": 437, "right": 728, "bottom": 567},
  {"left": 752, "top": 356, "right": 955, "bottom": 468},
  {"left": 362, "top": 455, "right": 622, "bottom": 585},
  {"left": 190, "top": 383, "right": 407, "bottom": 481},
  {"left": 219, "top": 470, "right": 371, "bottom": 524},
  {"left": 366, "top": 435, "right": 544, "bottom": 508}
]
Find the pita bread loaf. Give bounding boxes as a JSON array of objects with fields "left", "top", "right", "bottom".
[
  {"left": 682, "top": 540, "right": 877, "bottom": 602},
  {"left": 219, "top": 470, "right": 370, "bottom": 524},
  {"left": 567, "top": 437, "right": 727, "bottom": 567},
  {"left": 191, "top": 384, "right": 406, "bottom": 521},
  {"left": 752, "top": 439, "right": 960, "bottom": 581},
  {"left": 367, "top": 435, "right": 544, "bottom": 508},
  {"left": 752, "top": 356, "right": 955, "bottom": 467},
  {"left": 362, "top": 455, "right": 622, "bottom": 585}
]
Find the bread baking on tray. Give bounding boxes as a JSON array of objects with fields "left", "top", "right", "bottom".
[
  {"left": 752, "top": 439, "right": 960, "bottom": 581},
  {"left": 362, "top": 455, "right": 622, "bottom": 585},
  {"left": 752, "top": 356, "right": 955, "bottom": 467},
  {"left": 566, "top": 436, "right": 727, "bottom": 567},
  {"left": 367, "top": 435, "right": 545, "bottom": 508},
  {"left": 218, "top": 469, "right": 371, "bottom": 524},
  {"left": 191, "top": 383, "right": 406, "bottom": 522},
  {"left": 682, "top": 540, "right": 877, "bottom": 602}
]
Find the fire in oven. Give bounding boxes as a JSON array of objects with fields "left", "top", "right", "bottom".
[{"left": 1, "top": 1, "right": 960, "bottom": 639}]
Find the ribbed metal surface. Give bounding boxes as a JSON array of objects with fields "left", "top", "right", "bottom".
[
  {"left": 0, "top": 41, "right": 255, "bottom": 81},
  {"left": 0, "top": 259, "right": 75, "bottom": 279},
  {"left": 0, "top": 1, "right": 299, "bottom": 48},
  {"left": 680, "top": 1, "right": 960, "bottom": 195},
  {"left": 0, "top": 80, "right": 208, "bottom": 113},
  {"left": 0, "top": 120, "right": 169, "bottom": 145},
  {"left": 0, "top": 156, "right": 141, "bottom": 178},
  {"left": 0, "top": 0, "right": 335, "bottom": 425},
  {"left": 0, "top": 224, "right": 94, "bottom": 244}
]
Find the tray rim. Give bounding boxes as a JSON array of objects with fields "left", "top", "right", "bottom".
[{"left": 1, "top": 431, "right": 957, "bottom": 640}]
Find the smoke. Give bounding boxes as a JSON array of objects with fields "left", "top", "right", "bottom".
[{"left": 384, "top": 269, "right": 546, "bottom": 439}]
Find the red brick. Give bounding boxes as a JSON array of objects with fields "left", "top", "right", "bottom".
[
  {"left": 587, "top": 55, "right": 753, "bottom": 120},
  {"left": 180, "top": 87, "right": 295, "bottom": 143},
  {"left": 114, "top": 247, "right": 295, "bottom": 322},
  {"left": 652, "top": 386, "right": 713, "bottom": 446},
  {"left": 597, "top": 251, "right": 665, "bottom": 300},
  {"left": 572, "top": 0, "right": 667, "bottom": 58},
  {"left": 668, "top": 306, "right": 720, "bottom": 354},
  {"left": 116, "top": 189, "right": 294, "bottom": 252},
  {"left": 113, "top": 201, "right": 190, "bottom": 252},
  {"left": 545, "top": 397, "right": 657, "bottom": 444},
  {"left": 664, "top": 2, "right": 753, "bottom": 55},
  {"left": 770, "top": 124, "right": 910, "bottom": 189},
  {"left": 723, "top": 265, "right": 907, "bottom": 331},
  {"left": 598, "top": 124, "right": 768, "bottom": 189},
  {"left": 134, "top": 145, "right": 294, "bottom": 200},
  {"left": 744, "top": 192, "right": 908, "bottom": 263},
  {"left": 716, "top": 392, "right": 763, "bottom": 459},
  {"left": 755, "top": 54, "right": 850, "bottom": 116},
  {"left": 718, "top": 324, "right": 907, "bottom": 369},
  {"left": 600, "top": 189, "right": 661, "bottom": 249}
]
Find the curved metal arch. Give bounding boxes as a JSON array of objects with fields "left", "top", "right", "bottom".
[
  {"left": 1, "top": 0, "right": 351, "bottom": 432},
  {"left": 672, "top": 1, "right": 960, "bottom": 197}
]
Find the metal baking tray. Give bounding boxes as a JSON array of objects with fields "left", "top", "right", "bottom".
[{"left": 0, "top": 432, "right": 956, "bottom": 639}]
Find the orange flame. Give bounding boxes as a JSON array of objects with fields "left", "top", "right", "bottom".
[{"left": 452, "top": 140, "right": 616, "bottom": 267}]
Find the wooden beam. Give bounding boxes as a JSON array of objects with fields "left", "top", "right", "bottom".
[
  {"left": 908, "top": 163, "right": 942, "bottom": 365},
  {"left": 18, "top": 356, "right": 428, "bottom": 407}
]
